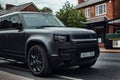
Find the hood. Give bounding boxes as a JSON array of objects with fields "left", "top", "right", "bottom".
[
  {"left": 44, "top": 27, "right": 95, "bottom": 35},
  {"left": 25, "top": 27, "right": 95, "bottom": 35}
]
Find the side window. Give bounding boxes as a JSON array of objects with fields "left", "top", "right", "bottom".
[
  {"left": 0, "top": 17, "right": 11, "bottom": 30},
  {"left": 0, "top": 15, "right": 22, "bottom": 30},
  {"left": 10, "top": 15, "right": 21, "bottom": 24},
  {"left": 9, "top": 15, "right": 22, "bottom": 29}
]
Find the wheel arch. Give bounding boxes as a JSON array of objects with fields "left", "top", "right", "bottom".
[{"left": 25, "top": 40, "right": 48, "bottom": 60}]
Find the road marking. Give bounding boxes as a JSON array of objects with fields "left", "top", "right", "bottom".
[
  {"left": 54, "top": 75, "right": 83, "bottom": 80},
  {"left": 0, "top": 71, "right": 34, "bottom": 80}
]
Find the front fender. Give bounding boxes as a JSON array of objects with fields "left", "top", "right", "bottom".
[{"left": 25, "top": 34, "right": 53, "bottom": 58}]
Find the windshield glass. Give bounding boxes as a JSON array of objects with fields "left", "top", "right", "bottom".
[{"left": 22, "top": 13, "right": 65, "bottom": 28}]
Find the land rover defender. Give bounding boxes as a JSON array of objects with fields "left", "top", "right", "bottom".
[{"left": 0, "top": 12, "right": 99, "bottom": 76}]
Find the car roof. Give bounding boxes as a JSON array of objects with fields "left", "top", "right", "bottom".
[{"left": 0, "top": 11, "right": 53, "bottom": 18}]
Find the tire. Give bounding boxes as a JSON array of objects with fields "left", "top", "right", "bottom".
[
  {"left": 27, "top": 45, "right": 51, "bottom": 76},
  {"left": 79, "top": 60, "right": 96, "bottom": 69}
]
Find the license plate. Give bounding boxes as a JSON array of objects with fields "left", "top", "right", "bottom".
[{"left": 81, "top": 51, "right": 95, "bottom": 58}]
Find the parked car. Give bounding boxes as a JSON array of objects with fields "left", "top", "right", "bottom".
[{"left": 0, "top": 12, "right": 99, "bottom": 76}]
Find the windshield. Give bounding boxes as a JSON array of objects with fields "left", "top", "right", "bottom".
[{"left": 22, "top": 13, "right": 65, "bottom": 28}]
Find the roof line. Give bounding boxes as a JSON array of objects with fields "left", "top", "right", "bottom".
[
  {"left": 17, "top": 2, "right": 40, "bottom": 12},
  {"left": 74, "top": 0, "right": 106, "bottom": 9},
  {"left": 0, "top": 2, "right": 40, "bottom": 16},
  {"left": 18, "top": 2, "right": 32, "bottom": 11}
]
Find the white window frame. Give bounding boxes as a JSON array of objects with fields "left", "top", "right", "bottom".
[
  {"left": 85, "top": 8, "right": 90, "bottom": 18},
  {"left": 95, "top": 3, "right": 106, "bottom": 16}
]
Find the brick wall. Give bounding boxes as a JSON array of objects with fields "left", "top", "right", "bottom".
[
  {"left": 113, "top": 0, "right": 120, "bottom": 18},
  {"left": 106, "top": 1, "right": 114, "bottom": 19},
  {"left": 110, "top": 0, "right": 120, "bottom": 33}
]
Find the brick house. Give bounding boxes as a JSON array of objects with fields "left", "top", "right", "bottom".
[
  {"left": 0, "top": 2, "right": 40, "bottom": 16},
  {"left": 74, "top": 0, "right": 120, "bottom": 48}
]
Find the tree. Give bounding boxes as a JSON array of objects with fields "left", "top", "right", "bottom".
[
  {"left": 56, "top": 1, "right": 86, "bottom": 27},
  {"left": 40, "top": 7, "right": 52, "bottom": 13},
  {"left": 0, "top": 4, "right": 3, "bottom": 10}
]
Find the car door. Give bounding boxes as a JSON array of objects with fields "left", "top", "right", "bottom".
[
  {"left": 0, "top": 18, "right": 8, "bottom": 52},
  {"left": 3, "top": 15, "right": 26, "bottom": 56}
]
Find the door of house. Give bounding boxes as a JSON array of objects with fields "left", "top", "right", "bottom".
[{"left": 94, "top": 26, "right": 105, "bottom": 43}]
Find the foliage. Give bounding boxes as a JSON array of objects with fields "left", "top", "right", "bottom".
[
  {"left": 0, "top": 4, "right": 3, "bottom": 10},
  {"left": 56, "top": 1, "right": 86, "bottom": 27},
  {"left": 40, "top": 7, "right": 52, "bottom": 13}
]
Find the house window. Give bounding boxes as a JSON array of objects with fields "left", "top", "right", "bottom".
[
  {"left": 85, "top": 8, "right": 90, "bottom": 18},
  {"left": 96, "top": 3, "right": 106, "bottom": 16}
]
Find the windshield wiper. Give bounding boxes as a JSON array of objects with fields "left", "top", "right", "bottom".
[
  {"left": 36, "top": 25, "right": 64, "bottom": 29},
  {"left": 36, "top": 25, "right": 56, "bottom": 29}
]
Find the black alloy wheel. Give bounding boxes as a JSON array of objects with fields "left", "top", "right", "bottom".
[{"left": 27, "top": 45, "right": 51, "bottom": 76}]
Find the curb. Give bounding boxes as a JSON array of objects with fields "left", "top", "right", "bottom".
[{"left": 100, "top": 48, "right": 120, "bottom": 53}]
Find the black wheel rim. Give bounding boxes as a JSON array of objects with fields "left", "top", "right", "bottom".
[{"left": 29, "top": 49, "right": 43, "bottom": 72}]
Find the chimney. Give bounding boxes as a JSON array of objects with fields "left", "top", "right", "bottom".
[
  {"left": 78, "top": 0, "right": 84, "bottom": 4},
  {"left": 6, "top": 4, "right": 15, "bottom": 10}
]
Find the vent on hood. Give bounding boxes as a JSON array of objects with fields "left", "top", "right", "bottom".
[{"left": 72, "top": 34, "right": 97, "bottom": 39}]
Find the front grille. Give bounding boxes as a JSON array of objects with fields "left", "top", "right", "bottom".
[
  {"left": 75, "top": 40, "right": 97, "bottom": 44},
  {"left": 58, "top": 49, "right": 76, "bottom": 61},
  {"left": 72, "top": 34, "right": 97, "bottom": 39}
]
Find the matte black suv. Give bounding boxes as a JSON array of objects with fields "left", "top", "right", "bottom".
[{"left": 0, "top": 12, "right": 99, "bottom": 76}]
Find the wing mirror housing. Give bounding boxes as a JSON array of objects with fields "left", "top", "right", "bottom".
[{"left": 12, "top": 23, "right": 23, "bottom": 31}]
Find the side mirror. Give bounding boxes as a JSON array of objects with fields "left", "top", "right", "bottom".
[{"left": 12, "top": 23, "right": 23, "bottom": 30}]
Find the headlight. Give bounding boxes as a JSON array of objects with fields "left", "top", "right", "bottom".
[{"left": 54, "top": 35, "right": 70, "bottom": 42}]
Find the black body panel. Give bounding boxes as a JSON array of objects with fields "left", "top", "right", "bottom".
[{"left": 0, "top": 12, "right": 99, "bottom": 67}]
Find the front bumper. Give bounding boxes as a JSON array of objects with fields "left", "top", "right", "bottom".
[{"left": 49, "top": 39, "right": 99, "bottom": 67}]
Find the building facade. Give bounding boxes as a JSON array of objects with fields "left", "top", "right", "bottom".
[{"left": 75, "top": 0, "right": 120, "bottom": 48}]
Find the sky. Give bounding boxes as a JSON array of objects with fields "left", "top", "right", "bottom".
[{"left": 0, "top": 0, "right": 78, "bottom": 13}]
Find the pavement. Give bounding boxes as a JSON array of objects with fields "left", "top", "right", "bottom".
[
  {"left": 100, "top": 48, "right": 120, "bottom": 53},
  {"left": 0, "top": 71, "right": 34, "bottom": 80}
]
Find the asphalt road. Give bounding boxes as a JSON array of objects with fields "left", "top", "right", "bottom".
[{"left": 0, "top": 53, "right": 120, "bottom": 80}]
